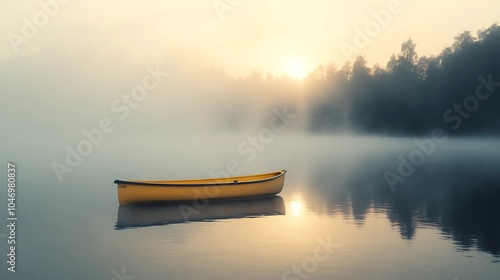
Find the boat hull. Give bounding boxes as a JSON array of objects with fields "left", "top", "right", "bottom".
[{"left": 114, "top": 170, "right": 286, "bottom": 205}]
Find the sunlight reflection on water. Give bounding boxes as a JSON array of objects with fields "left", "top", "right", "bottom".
[{"left": 3, "top": 136, "right": 500, "bottom": 280}]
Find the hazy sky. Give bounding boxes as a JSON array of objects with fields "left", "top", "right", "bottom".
[{"left": 1, "top": 0, "right": 499, "bottom": 77}]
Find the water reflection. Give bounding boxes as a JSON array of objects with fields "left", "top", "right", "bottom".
[
  {"left": 116, "top": 196, "right": 286, "bottom": 229},
  {"left": 306, "top": 145, "right": 500, "bottom": 259}
]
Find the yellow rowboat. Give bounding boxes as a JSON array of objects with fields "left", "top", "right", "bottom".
[
  {"left": 114, "top": 170, "right": 287, "bottom": 205},
  {"left": 115, "top": 196, "right": 286, "bottom": 229}
]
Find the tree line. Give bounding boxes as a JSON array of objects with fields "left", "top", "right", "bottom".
[{"left": 305, "top": 23, "right": 500, "bottom": 135}]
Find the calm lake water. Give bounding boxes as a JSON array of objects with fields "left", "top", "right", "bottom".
[{"left": 1, "top": 135, "right": 499, "bottom": 280}]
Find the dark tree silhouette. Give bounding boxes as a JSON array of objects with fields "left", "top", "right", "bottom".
[{"left": 306, "top": 23, "right": 500, "bottom": 135}]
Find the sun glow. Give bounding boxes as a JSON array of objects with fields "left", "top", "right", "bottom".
[
  {"left": 285, "top": 58, "right": 308, "bottom": 80},
  {"left": 289, "top": 200, "right": 304, "bottom": 216}
]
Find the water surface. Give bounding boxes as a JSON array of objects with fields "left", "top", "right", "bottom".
[{"left": 1, "top": 136, "right": 499, "bottom": 279}]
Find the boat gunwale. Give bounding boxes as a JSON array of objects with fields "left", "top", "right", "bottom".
[{"left": 114, "top": 170, "right": 287, "bottom": 187}]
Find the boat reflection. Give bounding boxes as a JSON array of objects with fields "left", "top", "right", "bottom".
[{"left": 115, "top": 196, "right": 286, "bottom": 230}]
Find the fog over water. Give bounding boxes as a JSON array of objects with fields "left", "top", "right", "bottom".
[
  {"left": 1, "top": 132, "right": 500, "bottom": 279},
  {"left": 2, "top": 46, "right": 500, "bottom": 278},
  {"left": 2, "top": 1, "right": 500, "bottom": 279}
]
